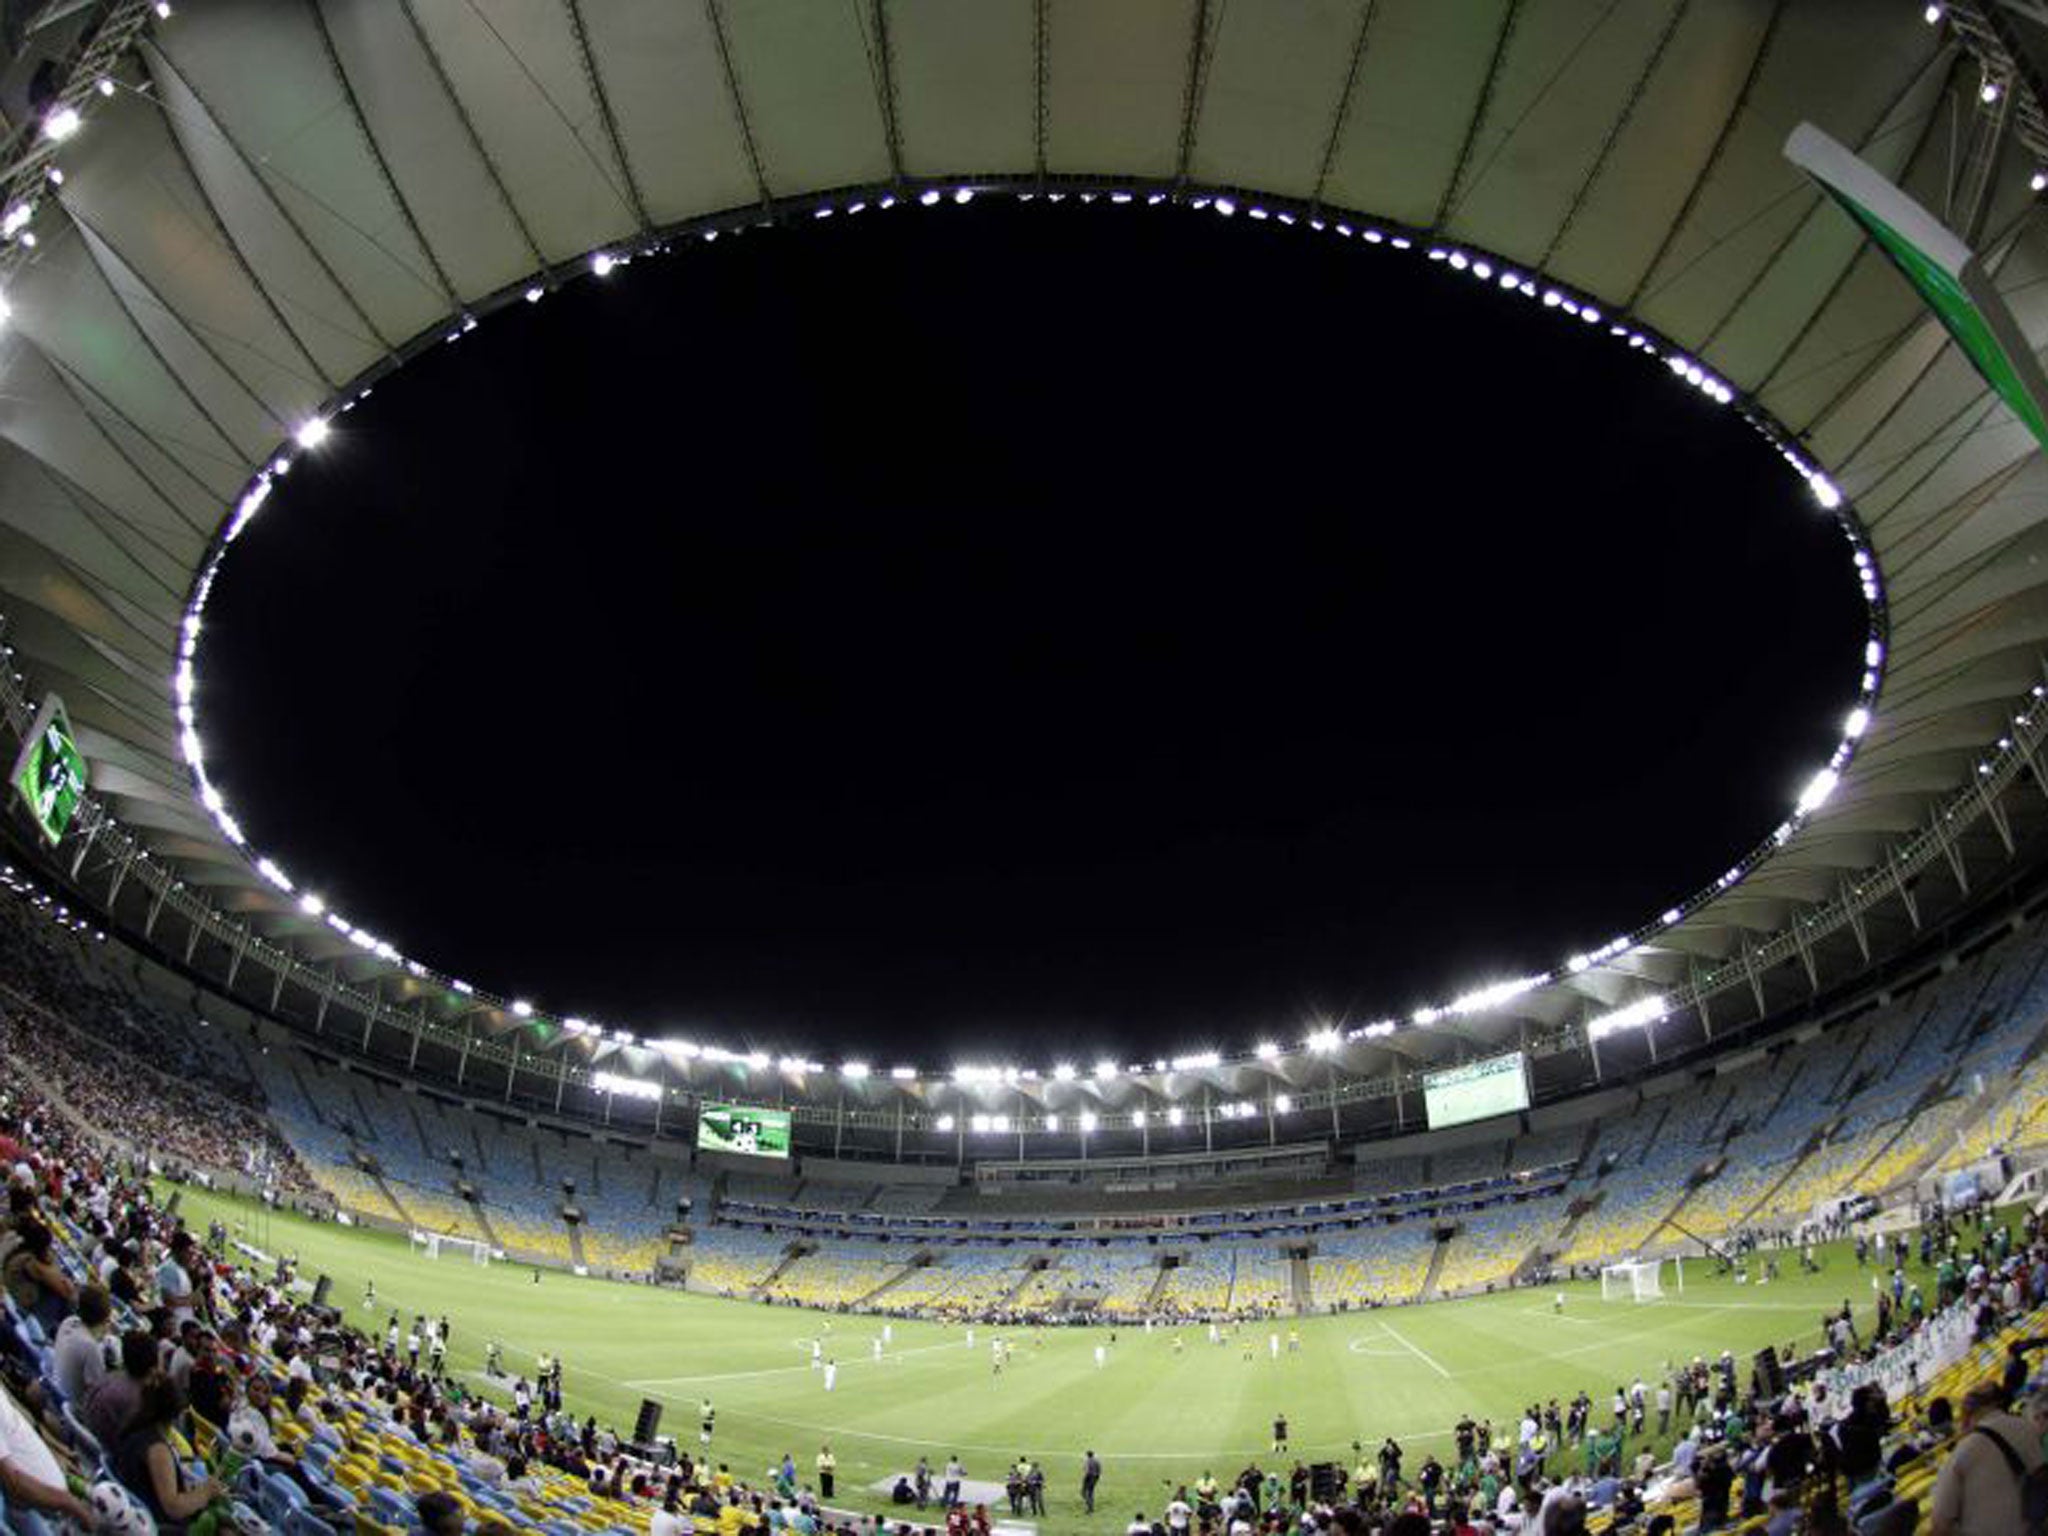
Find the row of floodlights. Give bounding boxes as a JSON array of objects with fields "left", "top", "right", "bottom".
[
  {"left": 0, "top": 865, "right": 107, "bottom": 941},
  {"left": 1926, "top": 4, "right": 2048, "bottom": 190},
  {"left": 163, "top": 177, "right": 1892, "bottom": 1077},
  {"left": 0, "top": 8, "right": 175, "bottom": 256}
]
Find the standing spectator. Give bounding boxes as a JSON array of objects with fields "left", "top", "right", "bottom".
[
  {"left": 1080, "top": 1450, "right": 1101, "bottom": 1514},
  {"left": 1931, "top": 1381, "right": 2046, "bottom": 1536}
]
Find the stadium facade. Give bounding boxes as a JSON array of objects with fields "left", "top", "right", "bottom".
[{"left": 2, "top": 0, "right": 2048, "bottom": 1179}]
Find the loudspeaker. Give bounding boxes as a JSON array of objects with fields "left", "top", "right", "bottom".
[
  {"left": 1309, "top": 1464, "right": 1342, "bottom": 1501},
  {"left": 1751, "top": 1346, "right": 1784, "bottom": 1399},
  {"left": 311, "top": 1274, "right": 332, "bottom": 1309},
  {"left": 633, "top": 1399, "right": 663, "bottom": 1446}
]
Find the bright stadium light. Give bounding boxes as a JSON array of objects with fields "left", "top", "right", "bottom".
[
  {"left": 1078, "top": 1111, "right": 1097, "bottom": 1133},
  {"left": 510, "top": 999, "right": 533, "bottom": 1018},
  {"left": 1094, "top": 1059, "right": 1118, "bottom": 1081},
  {"left": 1307, "top": 1027, "right": 1341, "bottom": 1054},
  {"left": 1166, "top": 1107, "right": 1184, "bottom": 1127},
  {"left": 1844, "top": 706, "right": 1870, "bottom": 738},
  {"left": 1043, "top": 1114, "right": 1058, "bottom": 1132},
  {"left": 294, "top": 417, "right": 330, "bottom": 449},
  {"left": 594, "top": 1071, "right": 661, "bottom": 1101},
  {"left": 1255, "top": 1040, "right": 1280, "bottom": 1060},
  {"left": 1053, "top": 1062, "right": 1076, "bottom": 1082},
  {"left": 935, "top": 1114, "right": 954, "bottom": 1132},
  {"left": 841, "top": 1061, "right": 869, "bottom": 1080},
  {"left": 297, "top": 893, "right": 324, "bottom": 916},
  {"left": 1274, "top": 1093, "right": 1292, "bottom": 1114},
  {"left": 1588, "top": 994, "right": 1669, "bottom": 1039},
  {"left": 1130, "top": 1109, "right": 1146, "bottom": 1127},
  {"left": 889, "top": 1066, "right": 917, "bottom": 1081},
  {"left": 1796, "top": 766, "right": 1839, "bottom": 815},
  {"left": 43, "top": 107, "right": 81, "bottom": 142},
  {"left": 591, "top": 252, "right": 617, "bottom": 276}
]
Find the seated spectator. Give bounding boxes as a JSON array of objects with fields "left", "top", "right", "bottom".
[
  {"left": 84, "top": 1329, "right": 156, "bottom": 1450},
  {"left": 0, "top": 1379, "right": 92, "bottom": 1526},
  {"left": 3, "top": 1215, "right": 76, "bottom": 1332},
  {"left": 419, "top": 1489, "right": 466, "bottom": 1536},
  {"left": 51, "top": 1281, "right": 111, "bottom": 1404},
  {"left": 112, "top": 1372, "right": 225, "bottom": 1533}
]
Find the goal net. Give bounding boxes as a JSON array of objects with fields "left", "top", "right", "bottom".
[
  {"left": 411, "top": 1229, "right": 492, "bottom": 1266},
  {"left": 1600, "top": 1259, "right": 1666, "bottom": 1302}
]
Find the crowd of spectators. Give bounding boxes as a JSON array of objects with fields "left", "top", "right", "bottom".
[{"left": 4, "top": 875, "right": 2048, "bottom": 1535}]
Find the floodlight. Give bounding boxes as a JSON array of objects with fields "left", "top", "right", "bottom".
[
  {"left": 1796, "top": 766, "right": 1839, "bottom": 815},
  {"left": 294, "top": 418, "right": 329, "bottom": 449},
  {"left": 511, "top": 999, "right": 533, "bottom": 1018},
  {"left": 935, "top": 1114, "right": 954, "bottom": 1131},
  {"left": 1255, "top": 1041, "right": 1280, "bottom": 1060},
  {"left": 1844, "top": 706, "right": 1870, "bottom": 738},
  {"left": 890, "top": 1066, "right": 917, "bottom": 1080},
  {"left": 841, "top": 1061, "right": 869, "bottom": 1080},
  {"left": 1053, "top": 1062, "right": 1076, "bottom": 1082},
  {"left": 1078, "top": 1111, "right": 1097, "bottom": 1133},
  {"left": 591, "top": 252, "right": 616, "bottom": 276},
  {"left": 1274, "top": 1094, "right": 1292, "bottom": 1113},
  {"left": 43, "top": 107, "right": 81, "bottom": 142},
  {"left": 1094, "top": 1059, "right": 1117, "bottom": 1080},
  {"left": 1167, "top": 1107, "right": 1184, "bottom": 1127}
]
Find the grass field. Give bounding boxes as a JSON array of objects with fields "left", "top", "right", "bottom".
[{"left": 169, "top": 1187, "right": 1948, "bottom": 1533}]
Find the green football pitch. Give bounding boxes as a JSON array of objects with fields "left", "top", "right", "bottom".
[{"left": 167, "top": 1187, "right": 1944, "bottom": 1533}]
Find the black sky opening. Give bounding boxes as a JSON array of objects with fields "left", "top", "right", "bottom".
[{"left": 200, "top": 199, "right": 1869, "bottom": 1059}]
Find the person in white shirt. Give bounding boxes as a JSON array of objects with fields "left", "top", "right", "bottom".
[
  {"left": 1165, "top": 1492, "right": 1193, "bottom": 1532},
  {"left": 0, "top": 1381, "right": 93, "bottom": 1526},
  {"left": 1127, "top": 1515, "right": 1152, "bottom": 1536},
  {"left": 156, "top": 1232, "right": 197, "bottom": 1324},
  {"left": 822, "top": 1358, "right": 837, "bottom": 1392},
  {"left": 51, "top": 1284, "right": 111, "bottom": 1404},
  {"left": 650, "top": 1484, "right": 689, "bottom": 1536}
]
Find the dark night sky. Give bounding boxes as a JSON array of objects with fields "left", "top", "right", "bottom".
[{"left": 200, "top": 200, "right": 1867, "bottom": 1059}]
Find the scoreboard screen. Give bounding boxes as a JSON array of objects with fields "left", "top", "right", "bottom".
[
  {"left": 697, "top": 1102, "right": 792, "bottom": 1159},
  {"left": 1423, "top": 1052, "right": 1529, "bottom": 1130},
  {"left": 11, "top": 695, "right": 86, "bottom": 847}
]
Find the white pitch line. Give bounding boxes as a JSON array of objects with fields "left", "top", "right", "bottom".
[
  {"left": 626, "top": 1337, "right": 967, "bottom": 1388},
  {"left": 1376, "top": 1322, "right": 1450, "bottom": 1380}
]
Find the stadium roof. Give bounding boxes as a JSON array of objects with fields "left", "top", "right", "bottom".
[{"left": 4, "top": 0, "right": 2048, "bottom": 1109}]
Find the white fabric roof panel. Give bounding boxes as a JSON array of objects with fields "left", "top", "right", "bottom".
[{"left": 0, "top": 0, "right": 2039, "bottom": 1058}]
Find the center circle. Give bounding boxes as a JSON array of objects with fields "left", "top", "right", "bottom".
[{"left": 198, "top": 199, "right": 1867, "bottom": 1047}]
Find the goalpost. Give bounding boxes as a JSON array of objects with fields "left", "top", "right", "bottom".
[
  {"left": 410, "top": 1229, "right": 492, "bottom": 1266},
  {"left": 1599, "top": 1257, "right": 1680, "bottom": 1302}
]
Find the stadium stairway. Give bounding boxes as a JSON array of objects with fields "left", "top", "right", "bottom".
[
  {"left": 367, "top": 1166, "right": 415, "bottom": 1228},
  {"left": 1717, "top": 1127, "right": 1831, "bottom": 1232},
  {"left": 565, "top": 1219, "right": 588, "bottom": 1270},
  {"left": 993, "top": 1254, "right": 1051, "bottom": 1311},
  {"left": 854, "top": 1253, "right": 928, "bottom": 1308},
  {"left": 1288, "top": 1252, "right": 1312, "bottom": 1312},
  {"left": 468, "top": 1197, "right": 503, "bottom": 1252},
  {"left": 405, "top": 1099, "right": 434, "bottom": 1159},
  {"left": 751, "top": 1241, "right": 809, "bottom": 1297},
  {"left": 1142, "top": 1260, "right": 1174, "bottom": 1314},
  {"left": 1418, "top": 1233, "right": 1451, "bottom": 1301}
]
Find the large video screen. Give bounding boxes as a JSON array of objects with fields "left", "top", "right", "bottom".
[
  {"left": 1423, "top": 1052, "right": 1529, "bottom": 1130},
  {"left": 11, "top": 695, "right": 86, "bottom": 848},
  {"left": 697, "top": 1102, "right": 792, "bottom": 1159}
]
